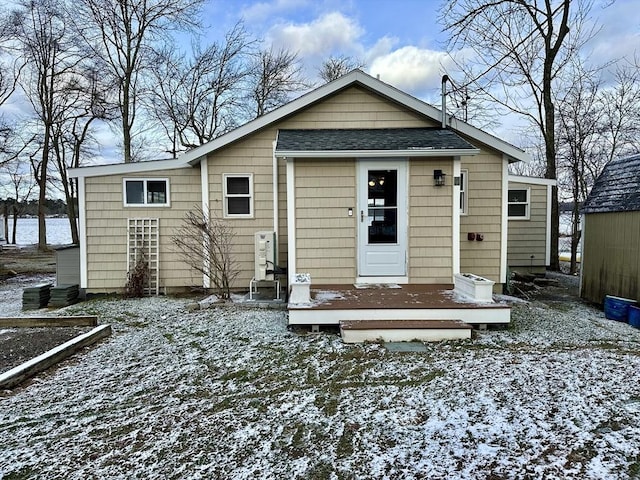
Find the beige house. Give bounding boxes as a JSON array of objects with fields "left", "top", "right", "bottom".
[
  {"left": 507, "top": 175, "right": 556, "bottom": 275},
  {"left": 70, "top": 70, "right": 532, "bottom": 329}
]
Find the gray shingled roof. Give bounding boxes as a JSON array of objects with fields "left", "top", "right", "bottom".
[
  {"left": 276, "top": 128, "right": 476, "bottom": 152},
  {"left": 582, "top": 154, "right": 640, "bottom": 214}
]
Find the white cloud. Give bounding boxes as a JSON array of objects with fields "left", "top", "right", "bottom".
[
  {"left": 368, "top": 46, "right": 456, "bottom": 98},
  {"left": 267, "top": 11, "right": 364, "bottom": 58},
  {"left": 241, "top": 0, "right": 310, "bottom": 24}
]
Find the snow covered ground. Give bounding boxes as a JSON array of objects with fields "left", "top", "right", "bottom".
[{"left": 1, "top": 278, "right": 640, "bottom": 479}]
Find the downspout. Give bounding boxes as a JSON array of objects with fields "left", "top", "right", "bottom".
[
  {"left": 200, "top": 156, "right": 211, "bottom": 289},
  {"left": 272, "top": 138, "right": 279, "bottom": 264},
  {"left": 441, "top": 75, "right": 449, "bottom": 128}
]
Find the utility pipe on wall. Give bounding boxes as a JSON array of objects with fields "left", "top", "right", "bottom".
[{"left": 441, "top": 74, "right": 449, "bottom": 128}]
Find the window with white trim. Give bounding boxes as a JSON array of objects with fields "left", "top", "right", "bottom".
[
  {"left": 124, "top": 179, "right": 170, "bottom": 206},
  {"left": 223, "top": 174, "right": 253, "bottom": 217},
  {"left": 460, "top": 169, "right": 468, "bottom": 214},
  {"left": 508, "top": 188, "right": 529, "bottom": 219}
]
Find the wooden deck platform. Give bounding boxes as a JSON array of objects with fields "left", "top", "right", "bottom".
[{"left": 288, "top": 283, "right": 511, "bottom": 326}]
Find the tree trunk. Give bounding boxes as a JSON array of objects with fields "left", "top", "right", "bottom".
[
  {"left": 37, "top": 127, "right": 51, "bottom": 252},
  {"left": 543, "top": 58, "right": 559, "bottom": 271},
  {"left": 66, "top": 192, "right": 79, "bottom": 245},
  {"left": 11, "top": 206, "right": 18, "bottom": 245},
  {"left": 3, "top": 204, "right": 8, "bottom": 244}
]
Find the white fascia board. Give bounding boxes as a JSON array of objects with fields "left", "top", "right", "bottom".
[
  {"left": 275, "top": 148, "right": 481, "bottom": 159},
  {"left": 69, "top": 158, "right": 192, "bottom": 178},
  {"left": 508, "top": 175, "right": 557, "bottom": 186},
  {"left": 177, "top": 69, "right": 529, "bottom": 166}
]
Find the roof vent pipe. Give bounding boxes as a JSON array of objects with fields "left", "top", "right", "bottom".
[{"left": 441, "top": 75, "right": 449, "bottom": 129}]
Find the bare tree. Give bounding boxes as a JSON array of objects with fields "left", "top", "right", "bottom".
[
  {"left": 556, "top": 59, "right": 640, "bottom": 273},
  {"left": 9, "top": 0, "right": 84, "bottom": 250},
  {"left": 172, "top": 206, "right": 238, "bottom": 299},
  {"left": 1, "top": 159, "right": 36, "bottom": 244},
  {"left": 317, "top": 55, "right": 365, "bottom": 83},
  {"left": 556, "top": 62, "right": 602, "bottom": 274},
  {"left": 441, "top": 0, "right": 597, "bottom": 271},
  {"left": 51, "top": 66, "right": 114, "bottom": 244},
  {"left": 73, "top": 0, "right": 204, "bottom": 163},
  {"left": 249, "top": 47, "right": 309, "bottom": 117},
  {"left": 147, "top": 23, "right": 254, "bottom": 152},
  {"left": 597, "top": 60, "right": 640, "bottom": 163}
]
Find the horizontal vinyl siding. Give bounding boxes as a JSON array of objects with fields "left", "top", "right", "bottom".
[
  {"left": 459, "top": 153, "right": 503, "bottom": 282},
  {"left": 507, "top": 182, "right": 548, "bottom": 269},
  {"left": 581, "top": 211, "right": 640, "bottom": 304},
  {"left": 206, "top": 131, "right": 278, "bottom": 288},
  {"left": 408, "top": 159, "right": 453, "bottom": 283},
  {"left": 203, "top": 85, "right": 441, "bottom": 286},
  {"left": 85, "top": 167, "right": 202, "bottom": 292},
  {"left": 295, "top": 160, "right": 357, "bottom": 283},
  {"left": 283, "top": 86, "right": 436, "bottom": 129}
]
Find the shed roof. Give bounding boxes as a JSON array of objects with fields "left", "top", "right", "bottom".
[
  {"left": 275, "top": 128, "right": 477, "bottom": 156},
  {"left": 582, "top": 154, "right": 640, "bottom": 214}
]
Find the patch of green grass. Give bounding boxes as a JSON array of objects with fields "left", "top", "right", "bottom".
[
  {"left": 628, "top": 455, "right": 640, "bottom": 477},
  {"left": 163, "top": 332, "right": 175, "bottom": 343},
  {"left": 336, "top": 424, "right": 357, "bottom": 458},
  {"left": 219, "top": 369, "right": 251, "bottom": 381},
  {"left": 2, "top": 466, "right": 37, "bottom": 480},
  {"left": 314, "top": 392, "right": 339, "bottom": 416}
]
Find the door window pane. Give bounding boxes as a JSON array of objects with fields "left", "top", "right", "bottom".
[{"left": 368, "top": 169, "right": 398, "bottom": 244}]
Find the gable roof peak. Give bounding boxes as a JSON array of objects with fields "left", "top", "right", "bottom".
[{"left": 176, "top": 68, "right": 529, "bottom": 165}]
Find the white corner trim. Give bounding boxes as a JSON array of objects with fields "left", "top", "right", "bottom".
[
  {"left": 286, "top": 159, "right": 296, "bottom": 285},
  {"left": 200, "top": 158, "right": 211, "bottom": 289},
  {"left": 578, "top": 214, "right": 585, "bottom": 297},
  {"left": 78, "top": 177, "right": 87, "bottom": 289},
  {"left": 452, "top": 157, "right": 461, "bottom": 278},
  {"left": 500, "top": 155, "right": 509, "bottom": 283},
  {"left": 545, "top": 183, "right": 552, "bottom": 266}
]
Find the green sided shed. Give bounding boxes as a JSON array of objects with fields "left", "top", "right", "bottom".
[{"left": 580, "top": 154, "right": 640, "bottom": 305}]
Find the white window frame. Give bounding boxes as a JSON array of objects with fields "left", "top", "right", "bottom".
[
  {"left": 123, "top": 178, "right": 170, "bottom": 207},
  {"left": 508, "top": 187, "right": 530, "bottom": 220},
  {"left": 223, "top": 173, "right": 254, "bottom": 218},
  {"left": 460, "top": 169, "right": 468, "bottom": 215}
]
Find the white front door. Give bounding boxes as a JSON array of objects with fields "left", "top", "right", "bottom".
[{"left": 358, "top": 160, "right": 408, "bottom": 276}]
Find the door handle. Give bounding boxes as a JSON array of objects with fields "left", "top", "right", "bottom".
[{"left": 360, "top": 210, "right": 364, "bottom": 222}]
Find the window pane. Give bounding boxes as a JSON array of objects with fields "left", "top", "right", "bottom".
[
  {"left": 227, "top": 177, "right": 249, "bottom": 195},
  {"left": 509, "top": 190, "right": 527, "bottom": 203},
  {"left": 227, "top": 197, "right": 250, "bottom": 215},
  {"left": 126, "top": 181, "right": 144, "bottom": 204},
  {"left": 147, "top": 181, "right": 167, "bottom": 204},
  {"left": 509, "top": 204, "right": 527, "bottom": 217}
]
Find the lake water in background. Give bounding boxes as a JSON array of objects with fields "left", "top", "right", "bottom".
[{"left": 2, "top": 217, "right": 73, "bottom": 246}]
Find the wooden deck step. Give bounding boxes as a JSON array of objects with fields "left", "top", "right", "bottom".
[{"left": 339, "top": 319, "right": 472, "bottom": 343}]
